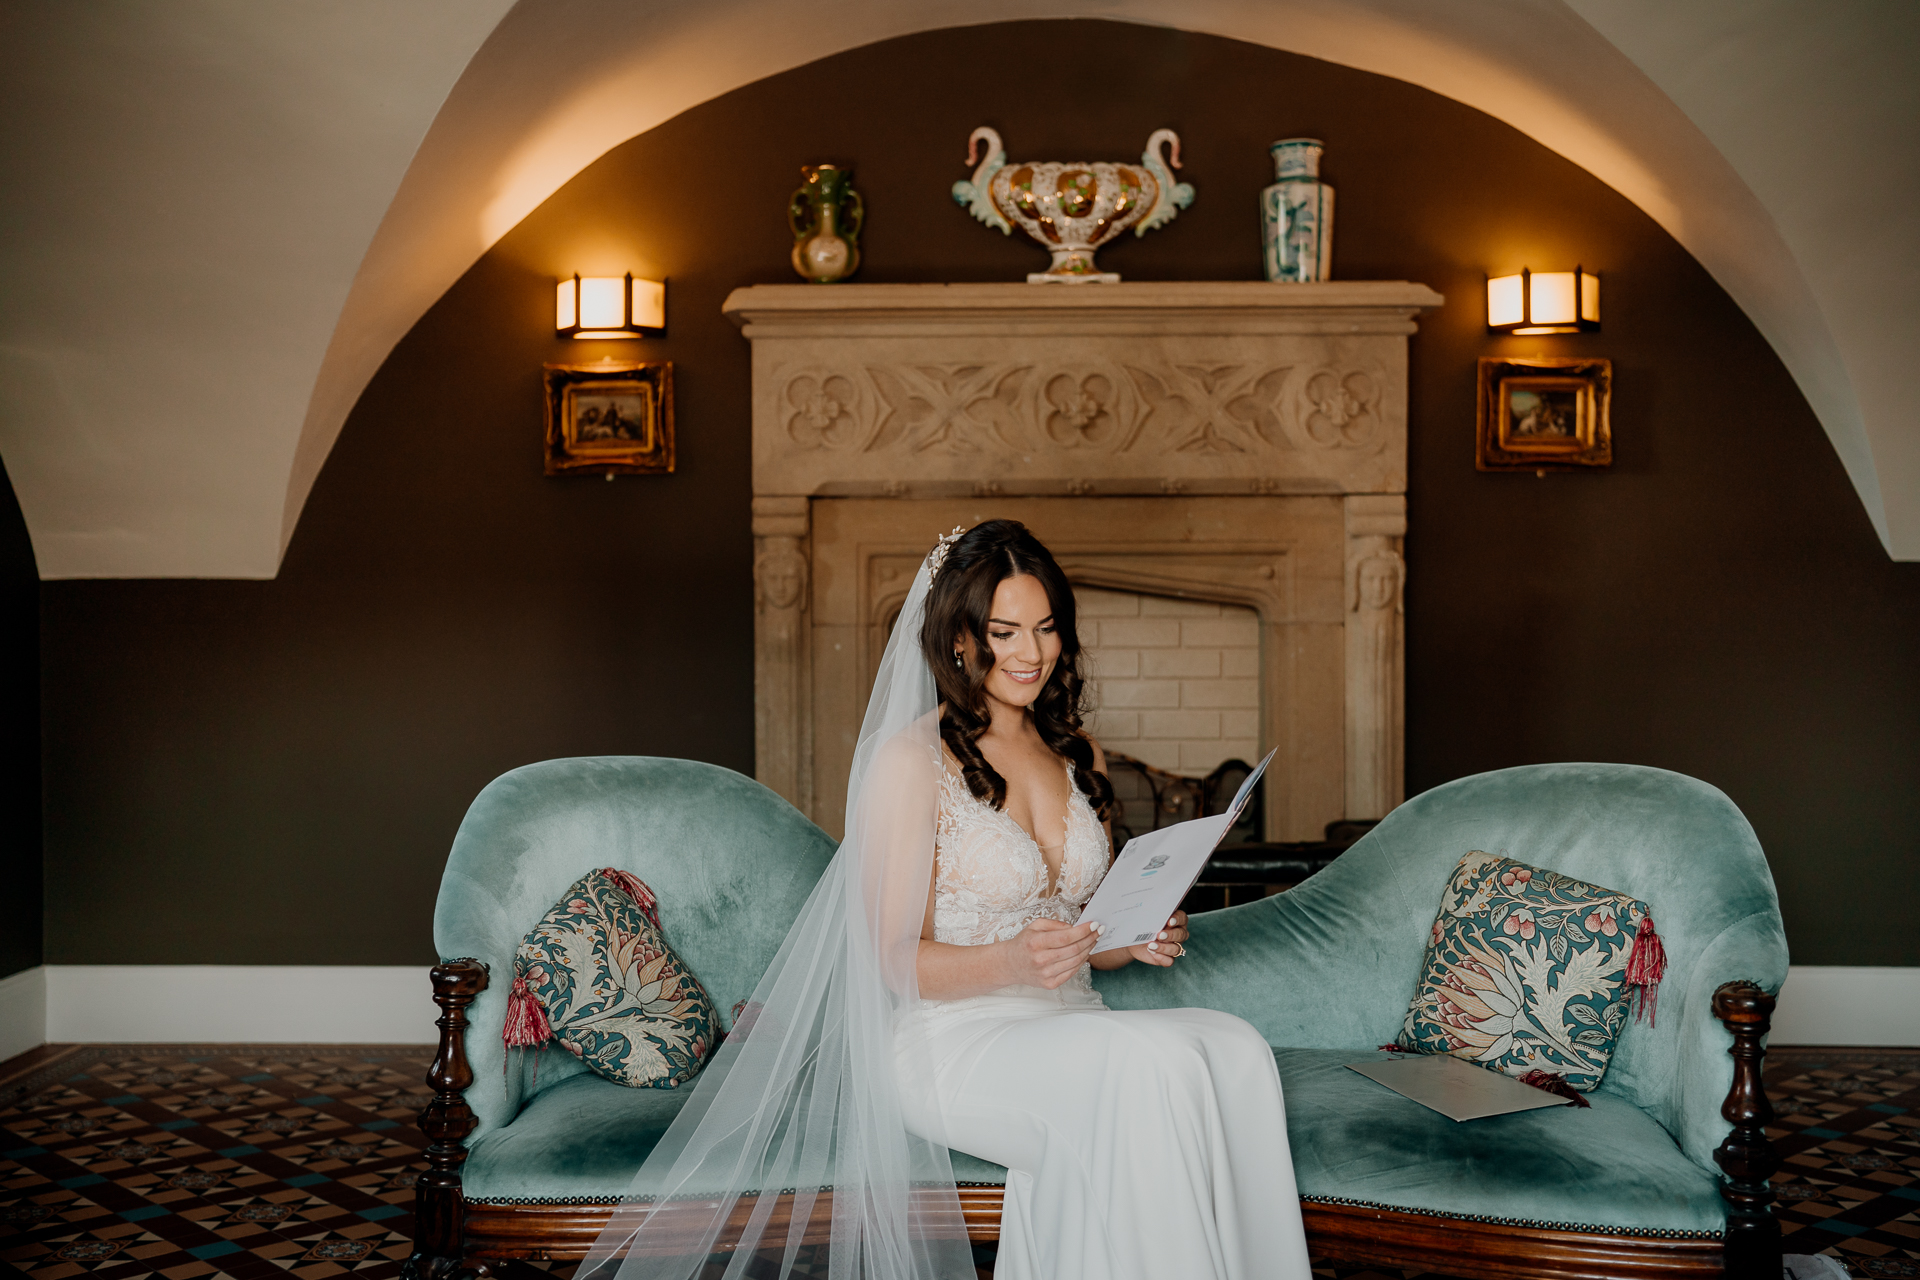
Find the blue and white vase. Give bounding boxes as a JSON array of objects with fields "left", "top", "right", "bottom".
[{"left": 1260, "top": 138, "right": 1334, "bottom": 283}]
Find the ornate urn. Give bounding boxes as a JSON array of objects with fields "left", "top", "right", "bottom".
[
  {"left": 952, "top": 127, "right": 1194, "bottom": 283},
  {"left": 789, "top": 164, "right": 864, "bottom": 283}
]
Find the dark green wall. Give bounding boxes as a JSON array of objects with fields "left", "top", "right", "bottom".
[
  {"left": 36, "top": 20, "right": 1920, "bottom": 967},
  {"left": 2, "top": 456, "right": 42, "bottom": 979}
]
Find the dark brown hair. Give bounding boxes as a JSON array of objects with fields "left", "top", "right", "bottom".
[{"left": 919, "top": 520, "right": 1113, "bottom": 820}]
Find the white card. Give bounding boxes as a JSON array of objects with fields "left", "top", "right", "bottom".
[{"left": 1078, "top": 812, "right": 1236, "bottom": 954}]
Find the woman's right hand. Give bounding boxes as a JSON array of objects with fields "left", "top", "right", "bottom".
[{"left": 1000, "top": 919, "right": 1100, "bottom": 989}]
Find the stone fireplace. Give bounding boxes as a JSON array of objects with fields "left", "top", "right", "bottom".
[{"left": 725, "top": 281, "right": 1442, "bottom": 839}]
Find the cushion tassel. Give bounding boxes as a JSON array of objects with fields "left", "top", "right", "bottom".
[
  {"left": 599, "top": 867, "right": 660, "bottom": 931},
  {"left": 502, "top": 975, "right": 552, "bottom": 1085},
  {"left": 1625, "top": 915, "right": 1668, "bottom": 1026},
  {"left": 1376, "top": 1044, "right": 1414, "bottom": 1054},
  {"left": 503, "top": 976, "right": 552, "bottom": 1049},
  {"left": 1519, "top": 1069, "right": 1591, "bottom": 1108}
]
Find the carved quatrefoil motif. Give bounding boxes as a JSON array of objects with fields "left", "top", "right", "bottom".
[
  {"left": 1302, "top": 369, "right": 1381, "bottom": 447},
  {"left": 1041, "top": 370, "right": 1135, "bottom": 448},
  {"left": 783, "top": 372, "right": 863, "bottom": 449}
]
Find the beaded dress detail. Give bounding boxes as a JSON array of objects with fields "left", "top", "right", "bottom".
[{"left": 932, "top": 760, "right": 1110, "bottom": 998}]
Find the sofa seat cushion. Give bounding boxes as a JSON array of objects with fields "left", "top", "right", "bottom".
[
  {"left": 1278, "top": 1048, "right": 1724, "bottom": 1234},
  {"left": 465, "top": 1047, "right": 1723, "bottom": 1234},
  {"left": 463, "top": 1072, "right": 1010, "bottom": 1202}
]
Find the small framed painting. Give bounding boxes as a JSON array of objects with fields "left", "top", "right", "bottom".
[
  {"left": 1476, "top": 356, "right": 1611, "bottom": 471},
  {"left": 543, "top": 361, "right": 675, "bottom": 476}
]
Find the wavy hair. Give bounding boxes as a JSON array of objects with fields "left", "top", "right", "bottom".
[{"left": 918, "top": 519, "right": 1113, "bottom": 820}]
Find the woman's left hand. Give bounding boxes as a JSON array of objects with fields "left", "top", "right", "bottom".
[{"left": 1126, "top": 911, "right": 1189, "bottom": 967}]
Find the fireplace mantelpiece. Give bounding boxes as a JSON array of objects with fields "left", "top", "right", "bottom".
[{"left": 724, "top": 281, "right": 1443, "bottom": 838}]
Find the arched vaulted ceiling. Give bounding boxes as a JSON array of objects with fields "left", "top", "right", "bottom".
[{"left": 2, "top": 0, "right": 1914, "bottom": 578}]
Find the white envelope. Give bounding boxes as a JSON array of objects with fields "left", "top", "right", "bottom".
[{"left": 1345, "top": 1054, "right": 1574, "bottom": 1122}]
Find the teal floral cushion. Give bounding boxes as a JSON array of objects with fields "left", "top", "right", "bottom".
[
  {"left": 1398, "top": 850, "right": 1652, "bottom": 1092},
  {"left": 510, "top": 868, "right": 718, "bottom": 1088}
]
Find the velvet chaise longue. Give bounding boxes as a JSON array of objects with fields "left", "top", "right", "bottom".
[{"left": 406, "top": 758, "right": 1789, "bottom": 1280}]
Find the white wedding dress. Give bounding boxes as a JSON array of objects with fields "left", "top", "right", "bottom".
[{"left": 894, "top": 757, "right": 1312, "bottom": 1280}]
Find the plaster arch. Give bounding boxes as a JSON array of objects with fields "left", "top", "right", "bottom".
[
  {"left": 287, "top": 0, "right": 1916, "bottom": 565},
  {"left": 4, "top": 2, "right": 1912, "bottom": 577}
]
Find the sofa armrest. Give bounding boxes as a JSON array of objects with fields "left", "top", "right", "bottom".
[
  {"left": 1713, "top": 980, "right": 1781, "bottom": 1280},
  {"left": 404, "top": 958, "right": 489, "bottom": 1280}
]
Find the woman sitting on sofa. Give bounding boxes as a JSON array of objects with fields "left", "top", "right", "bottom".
[{"left": 584, "top": 521, "right": 1309, "bottom": 1280}]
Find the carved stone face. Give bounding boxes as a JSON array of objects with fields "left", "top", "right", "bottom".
[
  {"left": 1357, "top": 554, "right": 1400, "bottom": 611},
  {"left": 757, "top": 548, "right": 806, "bottom": 610}
]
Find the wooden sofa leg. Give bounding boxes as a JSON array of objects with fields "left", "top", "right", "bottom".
[
  {"left": 404, "top": 958, "right": 490, "bottom": 1280},
  {"left": 1712, "top": 980, "right": 1782, "bottom": 1280}
]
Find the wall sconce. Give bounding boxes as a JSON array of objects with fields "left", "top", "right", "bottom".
[
  {"left": 1486, "top": 267, "right": 1599, "bottom": 334},
  {"left": 556, "top": 273, "right": 665, "bottom": 339}
]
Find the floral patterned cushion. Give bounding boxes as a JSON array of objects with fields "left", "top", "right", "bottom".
[
  {"left": 511, "top": 868, "right": 718, "bottom": 1088},
  {"left": 1398, "top": 850, "right": 1652, "bottom": 1092}
]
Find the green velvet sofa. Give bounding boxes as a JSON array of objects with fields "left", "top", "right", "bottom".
[{"left": 408, "top": 758, "right": 1788, "bottom": 1280}]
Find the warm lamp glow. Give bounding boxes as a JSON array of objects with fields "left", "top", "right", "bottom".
[
  {"left": 1487, "top": 274, "right": 1525, "bottom": 328},
  {"left": 555, "top": 273, "right": 666, "bottom": 338},
  {"left": 1486, "top": 267, "right": 1599, "bottom": 334}
]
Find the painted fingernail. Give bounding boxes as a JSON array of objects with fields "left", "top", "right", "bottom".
[
  {"left": 1158, "top": 931, "right": 1168, "bottom": 940},
  {"left": 1148, "top": 942, "right": 1159, "bottom": 951}
]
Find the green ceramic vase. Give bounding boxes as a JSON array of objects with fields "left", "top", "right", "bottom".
[{"left": 789, "top": 164, "right": 863, "bottom": 283}]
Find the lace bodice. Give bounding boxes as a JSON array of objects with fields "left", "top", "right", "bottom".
[{"left": 932, "top": 756, "right": 1110, "bottom": 966}]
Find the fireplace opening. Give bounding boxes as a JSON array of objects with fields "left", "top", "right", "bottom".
[{"left": 1077, "top": 586, "right": 1261, "bottom": 778}]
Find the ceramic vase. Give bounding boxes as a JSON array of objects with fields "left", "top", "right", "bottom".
[
  {"left": 1260, "top": 138, "right": 1334, "bottom": 283},
  {"left": 789, "top": 164, "right": 863, "bottom": 283},
  {"left": 952, "top": 126, "right": 1195, "bottom": 283}
]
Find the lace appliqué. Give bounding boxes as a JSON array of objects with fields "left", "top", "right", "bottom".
[{"left": 932, "top": 758, "right": 1110, "bottom": 992}]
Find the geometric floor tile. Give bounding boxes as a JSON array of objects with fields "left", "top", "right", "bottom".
[{"left": 4, "top": 1044, "right": 1914, "bottom": 1279}]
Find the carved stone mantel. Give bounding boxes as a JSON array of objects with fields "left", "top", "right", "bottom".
[{"left": 726, "top": 281, "right": 1442, "bottom": 837}]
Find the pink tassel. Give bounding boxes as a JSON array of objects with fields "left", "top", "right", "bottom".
[
  {"left": 1376, "top": 1044, "right": 1414, "bottom": 1054},
  {"left": 599, "top": 868, "right": 660, "bottom": 930},
  {"left": 1626, "top": 915, "right": 1668, "bottom": 1026},
  {"left": 502, "top": 976, "right": 552, "bottom": 1049},
  {"left": 731, "top": 999, "right": 764, "bottom": 1038},
  {"left": 1520, "top": 1069, "right": 1591, "bottom": 1108}
]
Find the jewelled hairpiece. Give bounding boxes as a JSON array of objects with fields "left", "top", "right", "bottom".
[{"left": 926, "top": 525, "right": 966, "bottom": 579}]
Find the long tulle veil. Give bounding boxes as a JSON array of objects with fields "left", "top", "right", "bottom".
[{"left": 581, "top": 549, "right": 973, "bottom": 1279}]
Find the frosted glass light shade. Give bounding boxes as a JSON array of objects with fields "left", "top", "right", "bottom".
[
  {"left": 1486, "top": 267, "right": 1599, "bottom": 334},
  {"left": 556, "top": 273, "right": 666, "bottom": 338},
  {"left": 1487, "top": 274, "right": 1525, "bottom": 328},
  {"left": 631, "top": 277, "right": 665, "bottom": 330}
]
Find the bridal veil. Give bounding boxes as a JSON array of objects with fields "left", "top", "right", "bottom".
[{"left": 581, "top": 550, "right": 974, "bottom": 1279}]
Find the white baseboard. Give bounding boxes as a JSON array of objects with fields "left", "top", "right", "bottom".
[
  {"left": 0, "top": 966, "right": 48, "bottom": 1061},
  {"left": 1, "top": 963, "right": 1911, "bottom": 1053},
  {"left": 40, "top": 966, "right": 434, "bottom": 1044},
  {"left": 1771, "top": 965, "right": 1920, "bottom": 1047}
]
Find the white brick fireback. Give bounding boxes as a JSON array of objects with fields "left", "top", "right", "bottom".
[{"left": 1078, "top": 586, "right": 1261, "bottom": 775}]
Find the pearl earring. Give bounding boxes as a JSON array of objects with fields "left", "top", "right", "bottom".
[{"left": 953, "top": 652, "right": 963, "bottom": 669}]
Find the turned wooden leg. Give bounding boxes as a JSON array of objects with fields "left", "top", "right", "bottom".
[
  {"left": 1713, "top": 980, "right": 1782, "bottom": 1280},
  {"left": 403, "top": 958, "right": 489, "bottom": 1280}
]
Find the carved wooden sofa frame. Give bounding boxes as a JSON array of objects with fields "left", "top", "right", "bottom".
[{"left": 405, "top": 961, "right": 1783, "bottom": 1280}]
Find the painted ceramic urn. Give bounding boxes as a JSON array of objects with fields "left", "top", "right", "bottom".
[
  {"left": 790, "top": 164, "right": 864, "bottom": 283},
  {"left": 952, "top": 126, "right": 1195, "bottom": 283},
  {"left": 1260, "top": 138, "right": 1334, "bottom": 283}
]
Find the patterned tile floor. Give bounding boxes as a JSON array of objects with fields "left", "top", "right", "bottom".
[{"left": 1, "top": 1045, "right": 1914, "bottom": 1279}]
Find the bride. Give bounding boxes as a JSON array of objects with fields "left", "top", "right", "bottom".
[{"left": 584, "top": 520, "right": 1310, "bottom": 1280}]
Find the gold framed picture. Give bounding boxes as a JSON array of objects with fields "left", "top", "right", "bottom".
[
  {"left": 543, "top": 361, "right": 675, "bottom": 476},
  {"left": 1476, "top": 356, "right": 1611, "bottom": 471}
]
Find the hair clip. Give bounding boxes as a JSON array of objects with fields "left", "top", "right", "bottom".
[{"left": 926, "top": 525, "right": 966, "bottom": 579}]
